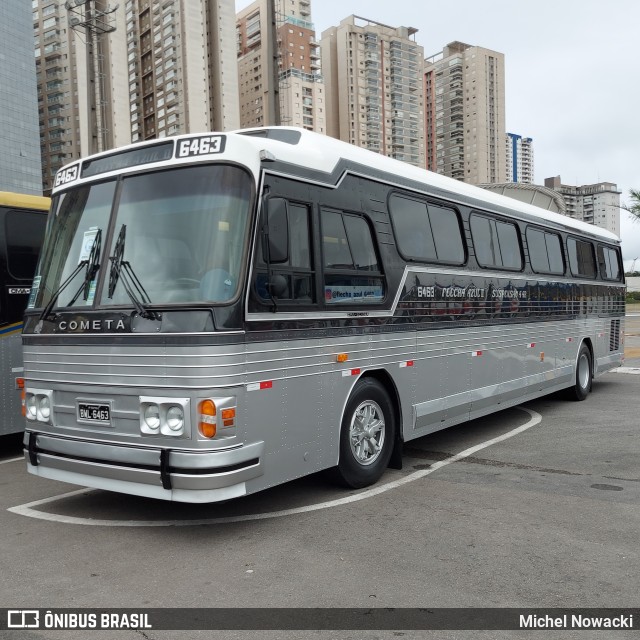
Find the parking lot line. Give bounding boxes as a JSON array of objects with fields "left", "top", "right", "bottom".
[
  {"left": 0, "top": 456, "right": 22, "bottom": 465},
  {"left": 7, "top": 407, "right": 541, "bottom": 527}
]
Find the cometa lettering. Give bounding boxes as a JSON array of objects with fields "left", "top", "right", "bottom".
[{"left": 58, "top": 319, "right": 126, "bottom": 331}]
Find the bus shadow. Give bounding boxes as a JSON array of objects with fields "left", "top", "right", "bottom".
[{"left": 28, "top": 405, "right": 540, "bottom": 525}]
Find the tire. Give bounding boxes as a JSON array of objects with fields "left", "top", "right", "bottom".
[
  {"left": 570, "top": 343, "right": 592, "bottom": 401},
  {"left": 335, "top": 378, "right": 396, "bottom": 489}
]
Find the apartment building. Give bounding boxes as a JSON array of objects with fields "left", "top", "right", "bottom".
[
  {"left": 34, "top": 0, "right": 102, "bottom": 193},
  {"left": 127, "top": 0, "right": 239, "bottom": 143},
  {"left": 321, "top": 16, "right": 425, "bottom": 167},
  {"left": 545, "top": 176, "right": 620, "bottom": 236},
  {"left": 424, "top": 41, "right": 506, "bottom": 184},
  {"left": 33, "top": 0, "right": 239, "bottom": 194},
  {"left": 236, "top": 0, "right": 325, "bottom": 132},
  {"left": 1, "top": 0, "right": 42, "bottom": 194},
  {"left": 506, "top": 132, "right": 534, "bottom": 184}
]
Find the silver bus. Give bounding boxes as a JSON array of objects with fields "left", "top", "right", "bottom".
[
  {"left": 0, "top": 191, "right": 48, "bottom": 436},
  {"left": 22, "top": 128, "right": 625, "bottom": 502}
]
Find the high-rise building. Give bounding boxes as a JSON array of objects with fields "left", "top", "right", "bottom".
[
  {"left": 321, "top": 16, "right": 425, "bottom": 167},
  {"left": 33, "top": 0, "right": 239, "bottom": 194},
  {"left": 1, "top": 0, "right": 42, "bottom": 194},
  {"left": 506, "top": 133, "right": 534, "bottom": 183},
  {"left": 424, "top": 41, "right": 506, "bottom": 184},
  {"left": 545, "top": 176, "right": 620, "bottom": 236},
  {"left": 127, "top": 0, "right": 239, "bottom": 143},
  {"left": 236, "top": 0, "right": 325, "bottom": 132},
  {"left": 33, "top": 0, "right": 128, "bottom": 193}
]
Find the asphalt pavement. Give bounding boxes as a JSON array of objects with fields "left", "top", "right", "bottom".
[{"left": 1, "top": 316, "right": 638, "bottom": 640}]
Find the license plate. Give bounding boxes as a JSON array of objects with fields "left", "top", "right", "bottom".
[{"left": 78, "top": 402, "right": 111, "bottom": 424}]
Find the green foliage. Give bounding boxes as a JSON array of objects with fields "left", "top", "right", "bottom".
[
  {"left": 626, "top": 291, "right": 640, "bottom": 303},
  {"left": 621, "top": 188, "right": 640, "bottom": 222}
]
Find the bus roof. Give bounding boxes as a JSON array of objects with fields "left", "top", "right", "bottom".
[
  {"left": 234, "top": 127, "right": 621, "bottom": 244},
  {"left": 52, "top": 127, "right": 619, "bottom": 245},
  {"left": 0, "top": 191, "right": 50, "bottom": 211}
]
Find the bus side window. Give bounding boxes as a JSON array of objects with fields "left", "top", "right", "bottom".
[
  {"left": 597, "top": 245, "right": 622, "bottom": 281},
  {"left": 526, "top": 228, "right": 565, "bottom": 275},
  {"left": 470, "top": 213, "right": 522, "bottom": 271},
  {"left": 321, "top": 208, "right": 385, "bottom": 306},
  {"left": 567, "top": 237, "right": 597, "bottom": 279},
  {"left": 253, "top": 202, "right": 315, "bottom": 305},
  {"left": 388, "top": 193, "right": 464, "bottom": 265}
]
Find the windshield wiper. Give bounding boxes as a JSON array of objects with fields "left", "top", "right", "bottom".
[
  {"left": 108, "top": 224, "right": 160, "bottom": 321},
  {"left": 37, "top": 229, "right": 102, "bottom": 323}
]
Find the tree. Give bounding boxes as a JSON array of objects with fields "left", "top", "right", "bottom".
[{"left": 621, "top": 188, "right": 640, "bottom": 223}]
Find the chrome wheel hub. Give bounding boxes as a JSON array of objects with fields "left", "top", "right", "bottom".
[{"left": 349, "top": 400, "right": 385, "bottom": 466}]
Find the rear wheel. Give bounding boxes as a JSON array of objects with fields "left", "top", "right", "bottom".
[
  {"left": 570, "top": 343, "right": 592, "bottom": 401},
  {"left": 335, "top": 378, "right": 395, "bottom": 489}
]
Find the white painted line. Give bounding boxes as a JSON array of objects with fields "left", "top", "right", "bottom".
[
  {"left": 0, "top": 457, "right": 23, "bottom": 465},
  {"left": 7, "top": 408, "right": 541, "bottom": 527},
  {"left": 610, "top": 367, "right": 640, "bottom": 375}
]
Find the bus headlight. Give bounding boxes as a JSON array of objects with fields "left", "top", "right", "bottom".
[
  {"left": 38, "top": 396, "right": 51, "bottom": 421},
  {"left": 143, "top": 404, "right": 161, "bottom": 431},
  {"left": 24, "top": 389, "right": 54, "bottom": 424},
  {"left": 166, "top": 406, "right": 184, "bottom": 431},
  {"left": 139, "top": 397, "right": 189, "bottom": 437},
  {"left": 26, "top": 394, "right": 38, "bottom": 420}
]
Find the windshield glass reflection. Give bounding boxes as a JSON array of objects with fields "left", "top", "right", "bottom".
[{"left": 104, "top": 164, "right": 252, "bottom": 306}]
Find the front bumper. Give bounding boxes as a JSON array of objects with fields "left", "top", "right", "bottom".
[{"left": 24, "top": 431, "right": 264, "bottom": 503}]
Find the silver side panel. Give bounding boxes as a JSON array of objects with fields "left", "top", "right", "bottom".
[{"left": 23, "top": 315, "right": 623, "bottom": 502}]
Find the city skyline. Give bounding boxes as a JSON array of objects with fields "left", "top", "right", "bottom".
[
  {"left": 236, "top": 0, "right": 639, "bottom": 268},
  {"left": 4, "top": 1, "right": 636, "bottom": 264}
]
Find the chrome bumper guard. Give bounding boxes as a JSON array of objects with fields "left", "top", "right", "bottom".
[{"left": 25, "top": 431, "right": 264, "bottom": 495}]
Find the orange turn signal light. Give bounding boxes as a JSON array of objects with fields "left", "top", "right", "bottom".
[
  {"left": 336, "top": 353, "right": 349, "bottom": 363},
  {"left": 221, "top": 407, "right": 236, "bottom": 428},
  {"left": 198, "top": 399, "right": 216, "bottom": 438}
]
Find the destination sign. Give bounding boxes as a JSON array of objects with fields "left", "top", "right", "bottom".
[{"left": 80, "top": 142, "right": 174, "bottom": 179}]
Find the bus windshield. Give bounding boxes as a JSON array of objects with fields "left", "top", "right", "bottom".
[{"left": 33, "top": 164, "right": 253, "bottom": 310}]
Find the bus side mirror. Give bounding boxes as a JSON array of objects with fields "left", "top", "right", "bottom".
[
  {"left": 268, "top": 273, "right": 288, "bottom": 298},
  {"left": 264, "top": 198, "right": 289, "bottom": 264}
]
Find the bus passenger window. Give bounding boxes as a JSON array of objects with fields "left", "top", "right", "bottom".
[
  {"left": 527, "top": 228, "right": 564, "bottom": 275},
  {"left": 597, "top": 245, "right": 621, "bottom": 281},
  {"left": 427, "top": 203, "right": 465, "bottom": 264},
  {"left": 567, "top": 238, "right": 596, "bottom": 279},
  {"left": 388, "top": 196, "right": 436, "bottom": 261},
  {"left": 470, "top": 213, "right": 522, "bottom": 270},
  {"left": 322, "top": 210, "right": 354, "bottom": 269},
  {"left": 388, "top": 194, "right": 464, "bottom": 265},
  {"left": 321, "top": 209, "right": 385, "bottom": 305}
]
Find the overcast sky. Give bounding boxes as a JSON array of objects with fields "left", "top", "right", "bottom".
[{"left": 236, "top": 0, "right": 640, "bottom": 269}]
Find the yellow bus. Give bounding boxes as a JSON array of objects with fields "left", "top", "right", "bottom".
[{"left": 0, "top": 191, "right": 49, "bottom": 436}]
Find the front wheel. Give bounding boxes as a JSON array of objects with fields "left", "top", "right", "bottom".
[
  {"left": 569, "top": 343, "right": 592, "bottom": 401},
  {"left": 335, "top": 378, "right": 396, "bottom": 489}
]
